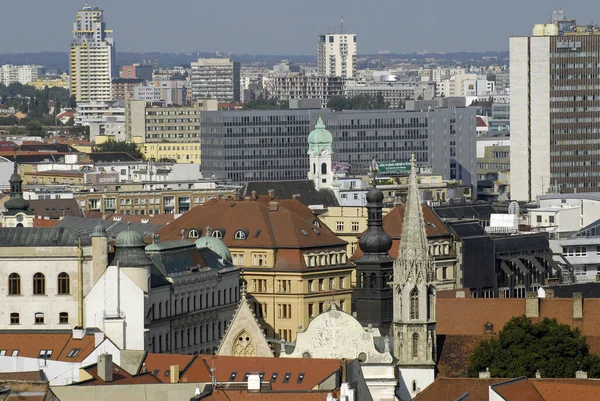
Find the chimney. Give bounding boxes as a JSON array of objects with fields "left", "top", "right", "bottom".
[
  {"left": 98, "top": 353, "right": 113, "bottom": 382},
  {"left": 576, "top": 370, "right": 588, "bottom": 379},
  {"left": 72, "top": 327, "right": 86, "bottom": 340},
  {"left": 292, "top": 194, "right": 301, "bottom": 200},
  {"left": 455, "top": 290, "right": 465, "bottom": 298},
  {"left": 268, "top": 189, "right": 275, "bottom": 200},
  {"left": 251, "top": 190, "right": 258, "bottom": 201},
  {"left": 535, "top": 370, "right": 541, "bottom": 379},
  {"left": 247, "top": 373, "right": 260, "bottom": 391},
  {"left": 573, "top": 292, "right": 583, "bottom": 319},
  {"left": 340, "top": 358, "right": 348, "bottom": 383},
  {"left": 498, "top": 291, "right": 505, "bottom": 299},
  {"left": 544, "top": 288, "right": 554, "bottom": 299},
  {"left": 268, "top": 201, "right": 279, "bottom": 212},
  {"left": 170, "top": 365, "right": 180, "bottom": 383},
  {"left": 525, "top": 292, "right": 539, "bottom": 318},
  {"left": 478, "top": 369, "right": 490, "bottom": 379}
]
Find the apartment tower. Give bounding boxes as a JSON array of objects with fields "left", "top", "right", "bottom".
[
  {"left": 190, "top": 58, "right": 241, "bottom": 102},
  {"left": 317, "top": 20, "right": 357, "bottom": 78},
  {"left": 511, "top": 10, "right": 600, "bottom": 201},
  {"left": 70, "top": 5, "right": 115, "bottom": 102}
]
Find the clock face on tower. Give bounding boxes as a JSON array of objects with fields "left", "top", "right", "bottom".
[{"left": 16, "top": 214, "right": 24, "bottom": 223}]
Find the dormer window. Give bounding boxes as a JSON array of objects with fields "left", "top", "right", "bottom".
[
  {"left": 235, "top": 230, "right": 247, "bottom": 240},
  {"left": 188, "top": 229, "right": 199, "bottom": 239},
  {"left": 212, "top": 230, "right": 223, "bottom": 239},
  {"left": 313, "top": 220, "right": 321, "bottom": 228}
]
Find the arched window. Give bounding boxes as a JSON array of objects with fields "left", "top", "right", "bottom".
[
  {"left": 8, "top": 273, "right": 20, "bottom": 295},
  {"left": 410, "top": 288, "right": 419, "bottom": 320},
  {"left": 313, "top": 163, "right": 316, "bottom": 174},
  {"left": 10, "top": 313, "right": 19, "bottom": 325},
  {"left": 212, "top": 292, "right": 215, "bottom": 307},
  {"left": 369, "top": 273, "right": 377, "bottom": 288},
  {"left": 58, "top": 273, "right": 70, "bottom": 295},
  {"left": 159, "top": 302, "right": 162, "bottom": 319},
  {"left": 321, "top": 163, "right": 327, "bottom": 174},
  {"left": 412, "top": 380, "right": 417, "bottom": 392},
  {"left": 174, "top": 299, "right": 178, "bottom": 315},
  {"left": 187, "top": 297, "right": 190, "bottom": 313},
  {"left": 33, "top": 273, "right": 45, "bottom": 295},
  {"left": 205, "top": 293, "right": 209, "bottom": 308},
  {"left": 188, "top": 229, "right": 199, "bottom": 239},
  {"left": 193, "top": 296, "right": 197, "bottom": 311},
  {"left": 235, "top": 230, "right": 246, "bottom": 240},
  {"left": 229, "top": 288, "right": 232, "bottom": 303},
  {"left": 412, "top": 333, "right": 419, "bottom": 358},
  {"left": 218, "top": 290, "right": 222, "bottom": 305},
  {"left": 59, "top": 312, "right": 69, "bottom": 324},
  {"left": 212, "top": 230, "right": 223, "bottom": 239}
]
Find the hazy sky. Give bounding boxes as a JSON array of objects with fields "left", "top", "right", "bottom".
[{"left": 1, "top": 0, "right": 599, "bottom": 55}]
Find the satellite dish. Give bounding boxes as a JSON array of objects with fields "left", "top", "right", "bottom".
[{"left": 508, "top": 201, "right": 520, "bottom": 215}]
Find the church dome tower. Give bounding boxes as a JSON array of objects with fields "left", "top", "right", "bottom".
[
  {"left": 2, "top": 163, "right": 33, "bottom": 228},
  {"left": 113, "top": 224, "right": 153, "bottom": 293},
  {"left": 307, "top": 116, "right": 334, "bottom": 190}
]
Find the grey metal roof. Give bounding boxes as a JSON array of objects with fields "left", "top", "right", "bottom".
[
  {"left": 433, "top": 203, "right": 497, "bottom": 220},
  {"left": 239, "top": 180, "right": 339, "bottom": 207},
  {"left": 493, "top": 234, "right": 550, "bottom": 254},
  {"left": 0, "top": 227, "right": 87, "bottom": 247},
  {"left": 538, "top": 193, "right": 600, "bottom": 202},
  {"left": 147, "top": 242, "right": 235, "bottom": 277},
  {"left": 545, "top": 282, "right": 600, "bottom": 298},
  {"left": 55, "top": 216, "right": 163, "bottom": 239},
  {"left": 447, "top": 221, "right": 486, "bottom": 238}
]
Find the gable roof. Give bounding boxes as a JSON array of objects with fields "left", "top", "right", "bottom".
[
  {"left": 433, "top": 204, "right": 497, "bottom": 221},
  {"left": 217, "top": 293, "right": 273, "bottom": 357},
  {"left": 201, "top": 389, "right": 332, "bottom": 401},
  {"left": 55, "top": 216, "right": 163, "bottom": 240},
  {"left": 239, "top": 181, "right": 339, "bottom": 208},
  {"left": 413, "top": 377, "right": 506, "bottom": 401},
  {"left": 28, "top": 199, "right": 83, "bottom": 219},
  {"left": 146, "top": 241, "right": 236, "bottom": 276},
  {"left": 140, "top": 353, "right": 196, "bottom": 383},
  {"left": 0, "top": 371, "right": 45, "bottom": 381},
  {"left": 491, "top": 377, "right": 600, "bottom": 401},
  {"left": 154, "top": 198, "right": 346, "bottom": 251},
  {"left": 0, "top": 331, "right": 102, "bottom": 363}
]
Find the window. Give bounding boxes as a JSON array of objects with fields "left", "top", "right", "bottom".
[
  {"left": 8, "top": 273, "right": 20, "bottom": 295},
  {"left": 35, "top": 312, "right": 44, "bottom": 324},
  {"left": 412, "top": 333, "right": 419, "bottom": 358},
  {"left": 188, "top": 229, "right": 199, "bottom": 239},
  {"left": 339, "top": 277, "right": 345, "bottom": 289},
  {"left": 10, "top": 313, "right": 19, "bottom": 324},
  {"left": 235, "top": 230, "right": 246, "bottom": 240},
  {"left": 536, "top": 215, "right": 542, "bottom": 223},
  {"left": 277, "top": 304, "right": 292, "bottom": 318},
  {"left": 308, "top": 280, "right": 314, "bottom": 292},
  {"left": 0, "top": 350, "right": 5, "bottom": 356},
  {"left": 271, "top": 373, "right": 279, "bottom": 382},
  {"left": 212, "top": 230, "right": 223, "bottom": 239},
  {"left": 297, "top": 373, "right": 305, "bottom": 383},
  {"left": 549, "top": 215, "right": 555, "bottom": 224},
  {"left": 67, "top": 348, "right": 81, "bottom": 358},
  {"left": 229, "top": 372, "right": 238, "bottom": 381},
  {"left": 329, "top": 278, "right": 335, "bottom": 290},
  {"left": 33, "top": 273, "right": 45, "bottom": 295},
  {"left": 351, "top": 221, "right": 360, "bottom": 231},
  {"left": 410, "top": 288, "right": 419, "bottom": 320},
  {"left": 11, "top": 350, "right": 18, "bottom": 356},
  {"left": 39, "top": 350, "right": 54, "bottom": 358},
  {"left": 58, "top": 273, "right": 70, "bottom": 295},
  {"left": 319, "top": 279, "right": 324, "bottom": 291},
  {"left": 253, "top": 253, "right": 266, "bottom": 267},
  {"left": 336, "top": 221, "right": 344, "bottom": 231},
  {"left": 59, "top": 312, "right": 68, "bottom": 324},
  {"left": 340, "top": 300, "right": 345, "bottom": 311},
  {"left": 308, "top": 303, "right": 314, "bottom": 317},
  {"left": 283, "top": 373, "right": 291, "bottom": 383}
]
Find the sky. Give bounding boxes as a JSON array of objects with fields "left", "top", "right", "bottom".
[{"left": 1, "top": 0, "right": 600, "bottom": 55}]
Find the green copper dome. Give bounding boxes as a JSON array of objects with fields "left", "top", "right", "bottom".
[
  {"left": 307, "top": 116, "right": 333, "bottom": 154},
  {"left": 115, "top": 224, "right": 145, "bottom": 248},
  {"left": 195, "top": 226, "right": 232, "bottom": 263}
]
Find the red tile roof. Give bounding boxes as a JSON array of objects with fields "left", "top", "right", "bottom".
[
  {"left": 141, "top": 354, "right": 341, "bottom": 391},
  {"left": 0, "top": 332, "right": 100, "bottom": 363},
  {"left": 0, "top": 371, "right": 44, "bottom": 381},
  {"left": 206, "top": 390, "right": 332, "bottom": 401},
  {"left": 491, "top": 378, "right": 600, "bottom": 401},
  {"left": 414, "top": 377, "right": 506, "bottom": 401},
  {"left": 75, "top": 362, "right": 161, "bottom": 386}
]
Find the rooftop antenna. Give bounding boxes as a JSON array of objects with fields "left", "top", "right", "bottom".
[{"left": 340, "top": 16, "right": 344, "bottom": 33}]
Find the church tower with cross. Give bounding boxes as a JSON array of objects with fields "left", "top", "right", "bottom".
[{"left": 391, "top": 154, "right": 436, "bottom": 400}]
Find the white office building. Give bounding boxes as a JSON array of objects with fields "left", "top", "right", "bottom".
[
  {"left": 69, "top": 5, "right": 115, "bottom": 102},
  {"left": 0, "top": 65, "right": 43, "bottom": 86}
]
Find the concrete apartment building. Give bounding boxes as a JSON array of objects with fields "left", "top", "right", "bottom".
[
  {"left": 263, "top": 74, "right": 343, "bottom": 108},
  {"left": 126, "top": 99, "right": 217, "bottom": 163},
  {"left": 111, "top": 78, "right": 144, "bottom": 100},
  {"left": 69, "top": 5, "right": 115, "bottom": 102},
  {"left": 190, "top": 58, "right": 240, "bottom": 102},
  {"left": 317, "top": 31, "right": 357, "bottom": 78},
  {"left": 511, "top": 11, "right": 600, "bottom": 201},
  {"left": 0, "top": 64, "right": 43, "bottom": 86},
  {"left": 200, "top": 108, "right": 477, "bottom": 187},
  {"left": 344, "top": 80, "right": 436, "bottom": 108}
]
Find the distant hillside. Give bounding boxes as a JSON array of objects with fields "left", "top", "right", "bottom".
[{"left": 0, "top": 50, "right": 508, "bottom": 71}]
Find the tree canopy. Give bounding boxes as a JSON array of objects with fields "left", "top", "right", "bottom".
[
  {"left": 468, "top": 316, "right": 600, "bottom": 378},
  {"left": 93, "top": 140, "right": 145, "bottom": 160},
  {"left": 327, "top": 92, "right": 390, "bottom": 110}
]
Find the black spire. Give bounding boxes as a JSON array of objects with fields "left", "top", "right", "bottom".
[
  {"left": 356, "top": 188, "right": 393, "bottom": 263},
  {"left": 5, "top": 162, "right": 29, "bottom": 211}
]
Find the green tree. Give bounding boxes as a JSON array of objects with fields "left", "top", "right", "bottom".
[
  {"left": 25, "top": 119, "right": 43, "bottom": 135},
  {"left": 93, "top": 139, "right": 144, "bottom": 160},
  {"left": 468, "top": 316, "right": 600, "bottom": 378}
]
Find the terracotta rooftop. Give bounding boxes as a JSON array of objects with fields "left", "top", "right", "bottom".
[
  {"left": 0, "top": 371, "right": 45, "bottom": 381},
  {"left": 436, "top": 297, "right": 600, "bottom": 377},
  {"left": 203, "top": 389, "right": 332, "bottom": 401},
  {"left": 154, "top": 198, "right": 347, "bottom": 270},
  {"left": 413, "top": 377, "right": 506, "bottom": 401},
  {"left": 75, "top": 362, "right": 161, "bottom": 386},
  {"left": 141, "top": 354, "right": 342, "bottom": 391},
  {"left": 491, "top": 378, "right": 600, "bottom": 401},
  {"left": 0, "top": 331, "right": 101, "bottom": 363}
]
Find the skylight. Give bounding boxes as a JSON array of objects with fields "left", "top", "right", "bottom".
[
  {"left": 270, "top": 373, "right": 278, "bottom": 382},
  {"left": 229, "top": 372, "right": 238, "bottom": 381},
  {"left": 300, "top": 229, "right": 308, "bottom": 236},
  {"left": 67, "top": 348, "right": 81, "bottom": 358},
  {"left": 283, "top": 373, "right": 291, "bottom": 383},
  {"left": 297, "top": 373, "right": 305, "bottom": 383}
]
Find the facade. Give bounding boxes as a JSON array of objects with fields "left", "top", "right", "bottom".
[
  {"left": 511, "top": 15, "right": 600, "bottom": 201},
  {"left": 391, "top": 154, "right": 436, "bottom": 400},
  {"left": 0, "top": 64, "right": 43, "bottom": 86},
  {"left": 74, "top": 101, "right": 124, "bottom": 126},
  {"left": 190, "top": 58, "right": 240, "bottom": 102},
  {"left": 153, "top": 196, "right": 355, "bottom": 343},
  {"left": 476, "top": 140, "right": 510, "bottom": 201},
  {"left": 126, "top": 99, "right": 217, "bottom": 163},
  {"left": 344, "top": 80, "right": 435, "bottom": 108},
  {"left": 200, "top": 108, "right": 477, "bottom": 187},
  {"left": 145, "top": 236, "right": 240, "bottom": 355},
  {"left": 69, "top": 5, "right": 115, "bottom": 102},
  {"left": 263, "top": 74, "right": 343, "bottom": 108},
  {"left": 317, "top": 32, "right": 357, "bottom": 78},
  {"left": 111, "top": 78, "right": 143, "bottom": 100}
]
